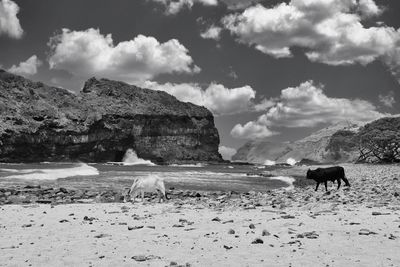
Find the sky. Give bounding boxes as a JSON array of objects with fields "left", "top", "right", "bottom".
[{"left": 0, "top": 0, "right": 399, "bottom": 160}]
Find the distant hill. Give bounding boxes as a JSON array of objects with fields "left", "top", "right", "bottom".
[{"left": 232, "top": 121, "right": 363, "bottom": 164}]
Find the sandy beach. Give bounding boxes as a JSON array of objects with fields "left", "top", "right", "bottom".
[{"left": 1, "top": 164, "right": 399, "bottom": 266}]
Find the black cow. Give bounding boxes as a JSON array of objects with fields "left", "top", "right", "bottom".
[{"left": 306, "top": 166, "right": 350, "bottom": 191}]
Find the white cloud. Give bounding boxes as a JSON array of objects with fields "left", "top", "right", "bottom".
[
  {"left": 141, "top": 81, "right": 256, "bottom": 116},
  {"left": 222, "top": 0, "right": 400, "bottom": 81},
  {"left": 48, "top": 28, "right": 199, "bottom": 83},
  {"left": 231, "top": 80, "right": 387, "bottom": 139},
  {"left": 218, "top": 146, "right": 237, "bottom": 160},
  {"left": 379, "top": 91, "right": 396, "bottom": 108},
  {"left": 200, "top": 25, "right": 222, "bottom": 40},
  {"left": 220, "top": 0, "right": 260, "bottom": 10},
  {"left": 151, "top": 0, "right": 217, "bottom": 15},
  {"left": 231, "top": 121, "right": 277, "bottom": 139},
  {"left": 8, "top": 55, "right": 42, "bottom": 76},
  {"left": 0, "top": 0, "right": 23, "bottom": 39}
]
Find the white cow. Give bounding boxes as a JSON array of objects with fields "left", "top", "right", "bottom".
[{"left": 125, "top": 175, "right": 167, "bottom": 203}]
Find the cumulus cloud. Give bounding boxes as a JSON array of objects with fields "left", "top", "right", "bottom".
[
  {"left": 141, "top": 80, "right": 256, "bottom": 116},
  {"left": 200, "top": 25, "right": 222, "bottom": 40},
  {"left": 151, "top": 0, "right": 217, "bottom": 14},
  {"left": 220, "top": 0, "right": 260, "bottom": 10},
  {"left": 222, "top": 0, "right": 400, "bottom": 81},
  {"left": 231, "top": 80, "right": 387, "bottom": 139},
  {"left": 47, "top": 28, "right": 199, "bottom": 83},
  {"left": 0, "top": 0, "right": 23, "bottom": 39},
  {"left": 218, "top": 146, "right": 237, "bottom": 160},
  {"left": 231, "top": 121, "right": 277, "bottom": 139},
  {"left": 379, "top": 91, "right": 396, "bottom": 108},
  {"left": 8, "top": 55, "right": 42, "bottom": 76},
  {"left": 150, "top": 0, "right": 260, "bottom": 14}
]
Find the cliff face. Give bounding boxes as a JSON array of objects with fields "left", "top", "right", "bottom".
[
  {"left": 232, "top": 122, "right": 362, "bottom": 164},
  {"left": 0, "top": 70, "right": 222, "bottom": 163}
]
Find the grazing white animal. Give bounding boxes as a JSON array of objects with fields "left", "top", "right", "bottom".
[{"left": 126, "top": 175, "right": 167, "bottom": 203}]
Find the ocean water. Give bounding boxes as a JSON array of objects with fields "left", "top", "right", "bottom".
[{"left": 0, "top": 162, "right": 293, "bottom": 193}]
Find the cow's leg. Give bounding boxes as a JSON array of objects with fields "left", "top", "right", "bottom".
[
  {"left": 337, "top": 179, "right": 341, "bottom": 190},
  {"left": 141, "top": 190, "right": 144, "bottom": 202},
  {"left": 342, "top": 177, "right": 351, "bottom": 187},
  {"left": 156, "top": 190, "right": 162, "bottom": 203},
  {"left": 324, "top": 181, "right": 328, "bottom": 191},
  {"left": 315, "top": 182, "right": 320, "bottom": 191}
]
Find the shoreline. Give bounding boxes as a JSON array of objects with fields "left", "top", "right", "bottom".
[{"left": 0, "top": 163, "right": 399, "bottom": 266}]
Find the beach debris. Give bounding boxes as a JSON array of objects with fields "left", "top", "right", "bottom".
[
  {"left": 59, "top": 219, "right": 69, "bottom": 223},
  {"left": 249, "top": 223, "right": 256, "bottom": 229},
  {"left": 251, "top": 238, "right": 264, "bottom": 244},
  {"left": 228, "top": 229, "right": 235, "bottom": 234},
  {"left": 22, "top": 224, "right": 32, "bottom": 228},
  {"left": 388, "top": 234, "right": 397, "bottom": 240},
  {"left": 222, "top": 219, "right": 234, "bottom": 224},
  {"left": 223, "top": 245, "right": 233, "bottom": 250}
]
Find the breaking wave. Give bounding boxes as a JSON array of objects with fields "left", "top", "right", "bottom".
[
  {"left": 169, "top": 163, "right": 205, "bottom": 168},
  {"left": 122, "top": 149, "right": 156, "bottom": 166},
  {"left": 0, "top": 163, "right": 99, "bottom": 180}
]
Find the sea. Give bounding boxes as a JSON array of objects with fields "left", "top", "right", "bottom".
[{"left": 0, "top": 151, "right": 294, "bottom": 193}]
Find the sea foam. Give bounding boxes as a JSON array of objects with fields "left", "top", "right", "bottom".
[
  {"left": 0, "top": 163, "right": 99, "bottom": 180},
  {"left": 122, "top": 149, "right": 156, "bottom": 166}
]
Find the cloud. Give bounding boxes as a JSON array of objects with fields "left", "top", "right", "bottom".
[
  {"left": 7, "top": 55, "right": 42, "bottom": 76},
  {"left": 200, "top": 25, "right": 222, "bottom": 40},
  {"left": 222, "top": 0, "right": 400, "bottom": 81},
  {"left": 379, "top": 91, "right": 396, "bottom": 108},
  {"left": 0, "top": 0, "right": 23, "bottom": 39},
  {"left": 141, "top": 81, "right": 256, "bottom": 116},
  {"left": 231, "top": 80, "right": 387, "bottom": 139},
  {"left": 220, "top": 0, "right": 260, "bottom": 10},
  {"left": 218, "top": 146, "right": 237, "bottom": 160},
  {"left": 47, "top": 28, "right": 199, "bottom": 83},
  {"left": 151, "top": 0, "right": 217, "bottom": 15},
  {"left": 231, "top": 121, "right": 277, "bottom": 139}
]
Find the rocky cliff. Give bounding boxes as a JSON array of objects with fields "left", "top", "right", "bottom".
[
  {"left": 0, "top": 70, "right": 222, "bottom": 163},
  {"left": 232, "top": 121, "right": 362, "bottom": 164}
]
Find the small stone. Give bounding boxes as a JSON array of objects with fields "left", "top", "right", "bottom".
[
  {"left": 249, "top": 223, "right": 255, "bottom": 229},
  {"left": 251, "top": 238, "right": 264, "bottom": 244},
  {"left": 262, "top": 230, "right": 271, "bottom": 236},
  {"left": 211, "top": 217, "right": 221, "bottom": 222},
  {"left": 59, "top": 219, "right": 69, "bottom": 223},
  {"left": 228, "top": 229, "right": 235, "bottom": 234},
  {"left": 281, "top": 215, "right": 295, "bottom": 219},
  {"left": 223, "top": 245, "right": 233, "bottom": 250},
  {"left": 132, "top": 255, "right": 147, "bottom": 262},
  {"left": 128, "top": 226, "right": 144, "bottom": 230}
]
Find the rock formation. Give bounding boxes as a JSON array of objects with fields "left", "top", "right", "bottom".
[
  {"left": 232, "top": 121, "right": 362, "bottom": 164},
  {"left": 0, "top": 70, "right": 222, "bottom": 163}
]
